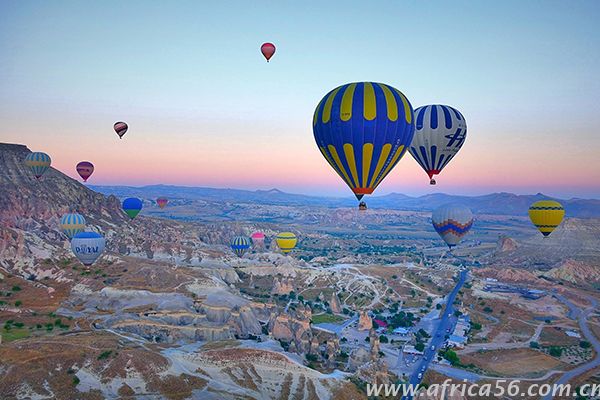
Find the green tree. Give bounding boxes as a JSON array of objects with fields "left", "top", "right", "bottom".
[
  {"left": 549, "top": 346, "right": 563, "bottom": 357},
  {"left": 442, "top": 349, "right": 460, "bottom": 365},
  {"left": 579, "top": 341, "right": 591, "bottom": 349}
]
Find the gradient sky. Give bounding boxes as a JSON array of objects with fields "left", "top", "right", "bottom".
[{"left": 1, "top": 1, "right": 599, "bottom": 198}]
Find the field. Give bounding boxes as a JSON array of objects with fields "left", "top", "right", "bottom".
[
  {"left": 312, "top": 314, "right": 346, "bottom": 324},
  {"left": 459, "top": 348, "right": 570, "bottom": 378}
]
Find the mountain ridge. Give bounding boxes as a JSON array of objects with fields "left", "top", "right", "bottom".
[{"left": 90, "top": 184, "right": 600, "bottom": 218}]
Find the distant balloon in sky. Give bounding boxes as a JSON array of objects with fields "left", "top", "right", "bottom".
[
  {"left": 409, "top": 105, "right": 467, "bottom": 185},
  {"left": 76, "top": 161, "right": 94, "bottom": 182},
  {"left": 156, "top": 197, "right": 168, "bottom": 209},
  {"left": 529, "top": 200, "right": 565, "bottom": 237},
  {"left": 432, "top": 204, "right": 474, "bottom": 249},
  {"left": 114, "top": 121, "right": 128, "bottom": 139},
  {"left": 231, "top": 236, "right": 250, "bottom": 257},
  {"left": 71, "top": 231, "right": 105, "bottom": 266},
  {"left": 275, "top": 232, "right": 297, "bottom": 254},
  {"left": 313, "top": 82, "right": 415, "bottom": 201},
  {"left": 60, "top": 213, "right": 86, "bottom": 239},
  {"left": 251, "top": 231, "right": 265, "bottom": 247},
  {"left": 122, "top": 197, "right": 143, "bottom": 219},
  {"left": 24, "top": 152, "right": 51, "bottom": 179},
  {"left": 261, "top": 42, "right": 276, "bottom": 62}
]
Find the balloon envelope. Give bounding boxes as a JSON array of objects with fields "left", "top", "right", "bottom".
[
  {"left": 156, "top": 197, "right": 168, "bottom": 209},
  {"left": 231, "top": 236, "right": 250, "bottom": 257},
  {"left": 71, "top": 232, "right": 105, "bottom": 266},
  {"left": 114, "top": 121, "right": 128, "bottom": 139},
  {"left": 24, "top": 152, "right": 51, "bottom": 179},
  {"left": 432, "top": 204, "right": 473, "bottom": 248},
  {"left": 313, "top": 82, "right": 415, "bottom": 200},
  {"left": 60, "top": 213, "right": 86, "bottom": 239},
  {"left": 275, "top": 232, "right": 297, "bottom": 254},
  {"left": 122, "top": 197, "right": 143, "bottom": 219},
  {"left": 529, "top": 200, "right": 565, "bottom": 237},
  {"left": 76, "top": 161, "right": 94, "bottom": 182},
  {"left": 251, "top": 232, "right": 265, "bottom": 246},
  {"left": 261, "top": 42, "right": 276, "bottom": 61},
  {"left": 409, "top": 105, "right": 467, "bottom": 184}
]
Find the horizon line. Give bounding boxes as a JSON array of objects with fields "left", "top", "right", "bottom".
[{"left": 87, "top": 183, "right": 600, "bottom": 202}]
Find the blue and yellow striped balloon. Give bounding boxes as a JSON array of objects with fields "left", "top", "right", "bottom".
[
  {"left": 313, "top": 82, "right": 415, "bottom": 200},
  {"left": 231, "top": 236, "right": 250, "bottom": 257},
  {"left": 24, "top": 152, "right": 51, "bottom": 179},
  {"left": 60, "top": 213, "right": 86, "bottom": 239},
  {"left": 529, "top": 200, "right": 565, "bottom": 237}
]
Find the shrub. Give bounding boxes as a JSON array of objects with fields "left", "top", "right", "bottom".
[
  {"left": 549, "top": 346, "right": 563, "bottom": 357},
  {"left": 97, "top": 350, "right": 112, "bottom": 360},
  {"left": 580, "top": 341, "right": 591, "bottom": 349},
  {"left": 15, "top": 300, "right": 22, "bottom": 307},
  {"left": 11, "top": 286, "right": 21, "bottom": 292}
]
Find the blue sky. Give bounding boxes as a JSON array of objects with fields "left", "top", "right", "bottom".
[{"left": 1, "top": 1, "right": 599, "bottom": 198}]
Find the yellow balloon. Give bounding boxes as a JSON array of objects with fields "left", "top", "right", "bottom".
[
  {"left": 275, "top": 232, "right": 297, "bottom": 254},
  {"left": 528, "top": 200, "right": 565, "bottom": 237}
]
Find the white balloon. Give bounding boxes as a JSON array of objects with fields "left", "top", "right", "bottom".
[
  {"left": 71, "top": 232, "right": 105, "bottom": 265},
  {"left": 409, "top": 104, "right": 467, "bottom": 184},
  {"left": 432, "top": 204, "right": 473, "bottom": 248}
]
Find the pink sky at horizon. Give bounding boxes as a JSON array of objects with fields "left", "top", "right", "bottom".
[{"left": 4, "top": 112, "right": 599, "bottom": 200}]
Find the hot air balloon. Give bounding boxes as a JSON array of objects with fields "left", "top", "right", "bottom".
[
  {"left": 409, "top": 105, "right": 467, "bottom": 185},
  {"left": 76, "top": 161, "right": 94, "bottom": 182},
  {"left": 528, "top": 200, "right": 565, "bottom": 237},
  {"left": 71, "top": 232, "right": 105, "bottom": 266},
  {"left": 313, "top": 82, "right": 415, "bottom": 201},
  {"left": 275, "top": 232, "right": 297, "bottom": 254},
  {"left": 231, "top": 236, "right": 250, "bottom": 257},
  {"left": 261, "top": 42, "right": 276, "bottom": 62},
  {"left": 24, "top": 152, "right": 51, "bottom": 179},
  {"left": 251, "top": 232, "right": 265, "bottom": 247},
  {"left": 432, "top": 204, "right": 473, "bottom": 249},
  {"left": 122, "top": 198, "right": 143, "bottom": 219},
  {"left": 60, "top": 213, "right": 86, "bottom": 239},
  {"left": 156, "top": 197, "right": 168, "bottom": 209},
  {"left": 114, "top": 121, "right": 128, "bottom": 139}
]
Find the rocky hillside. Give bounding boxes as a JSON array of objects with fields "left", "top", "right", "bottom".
[
  {"left": 543, "top": 260, "right": 600, "bottom": 286},
  {"left": 491, "top": 217, "right": 600, "bottom": 269},
  {"left": 0, "top": 143, "right": 260, "bottom": 278}
]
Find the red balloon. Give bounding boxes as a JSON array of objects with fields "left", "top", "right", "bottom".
[
  {"left": 76, "top": 161, "right": 94, "bottom": 182},
  {"left": 261, "top": 42, "right": 276, "bottom": 62}
]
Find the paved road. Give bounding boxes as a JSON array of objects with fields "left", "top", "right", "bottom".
[
  {"left": 542, "top": 294, "right": 600, "bottom": 400},
  {"left": 402, "top": 268, "right": 469, "bottom": 400},
  {"left": 313, "top": 314, "right": 358, "bottom": 335},
  {"left": 432, "top": 364, "right": 564, "bottom": 383}
]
